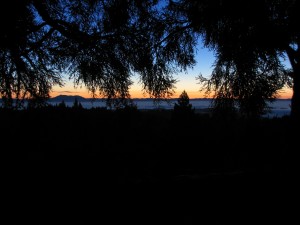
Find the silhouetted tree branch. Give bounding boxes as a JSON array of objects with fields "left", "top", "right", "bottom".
[
  {"left": 1, "top": 0, "right": 197, "bottom": 108},
  {"left": 169, "top": 0, "right": 298, "bottom": 118},
  {"left": 0, "top": 0, "right": 63, "bottom": 109}
]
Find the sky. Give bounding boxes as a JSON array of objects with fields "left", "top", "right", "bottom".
[{"left": 51, "top": 44, "right": 293, "bottom": 99}]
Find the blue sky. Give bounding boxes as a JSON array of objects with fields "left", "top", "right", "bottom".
[
  {"left": 52, "top": 43, "right": 293, "bottom": 99},
  {"left": 52, "top": 43, "right": 217, "bottom": 98}
]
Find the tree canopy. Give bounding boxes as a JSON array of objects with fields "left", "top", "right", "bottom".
[
  {"left": 1, "top": 0, "right": 196, "bottom": 108},
  {"left": 169, "top": 0, "right": 298, "bottom": 118},
  {"left": 1, "top": 0, "right": 299, "bottom": 119},
  {"left": 0, "top": 0, "right": 63, "bottom": 108}
]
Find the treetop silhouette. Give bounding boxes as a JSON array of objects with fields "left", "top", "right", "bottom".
[
  {"left": 173, "top": 90, "right": 194, "bottom": 119},
  {"left": 169, "top": 0, "right": 298, "bottom": 118},
  {"left": 1, "top": 0, "right": 195, "bottom": 109},
  {"left": 1, "top": 0, "right": 299, "bottom": 119}
]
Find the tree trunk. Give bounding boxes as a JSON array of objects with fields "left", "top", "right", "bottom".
[
  {"left": 286, "top": 45, "right": 300, "bottom": 120},
  {"left": 291, "top": 64, "right": 300, "bottom": 120}
]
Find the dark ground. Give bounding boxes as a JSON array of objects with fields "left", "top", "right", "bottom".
[{"left": 1, "top": 107, "right": 297, "bottom": 224}]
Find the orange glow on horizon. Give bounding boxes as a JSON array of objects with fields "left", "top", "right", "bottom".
[
  {"left": 51, "top": 78, "right": 293, "bottom": 99},
  {"left": 277, "top": 87, "right": 293, "bottom": 99},
  {"left": 51, "top": 87, "right": 293, "bottom": 99},
  {"left": 50, "top": 82, "right": 211, "bottom": 99}
]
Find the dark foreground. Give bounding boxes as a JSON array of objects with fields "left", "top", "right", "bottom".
[{"left": 2, "top": 108, "right": 297, "bottom": 224}]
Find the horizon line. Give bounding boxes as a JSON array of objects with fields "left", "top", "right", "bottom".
[
  {"left": 48, "top": 95, "right": 292, "bottom": 100},
  {"left": 0, "top": 95, "right": 292, "bottom": 100}
]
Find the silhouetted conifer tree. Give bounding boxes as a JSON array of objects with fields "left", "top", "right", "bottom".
[
  {"left": 173, "top": 90, "right": 194, "bottom": 119},
  {"left": 58, "top": 100, "right": 66, "bottom": 108},
  {"left": 72, "top": 98, "right": 83, "bottom": 109}
]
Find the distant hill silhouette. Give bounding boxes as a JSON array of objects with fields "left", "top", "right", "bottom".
[
  {"left": 50, "top": 95, "right": 87, "bottom": 102},
  {"left": 49, "top": 96, "right": 211, "bottom": 102}
]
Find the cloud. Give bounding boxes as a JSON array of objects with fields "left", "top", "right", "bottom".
[{"left": 55, "top": 91, "right": 80, "bottom": 94}]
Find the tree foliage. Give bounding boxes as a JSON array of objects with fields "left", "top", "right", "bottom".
[
  {"left": 1, "top": 0, "right": 299, "bottom": 119},
  {"left": 199, "top": 56, "right": 288, "bottom": 117},
  {"left": 170, "top": 0, "right": 298, "bottom": 117},
  {"left": 0, "top": 0, "right": 63, "bottom": 109},
  {"left": 1, "top": 0, "right": 196, "bottom": 108}
]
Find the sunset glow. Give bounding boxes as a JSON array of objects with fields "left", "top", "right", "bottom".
[
  {"left": 50, "top": 43, "right": 293, "bottom": 100},
  {"left": 51, "top": 82, "right": 293, "bottom": 99}
]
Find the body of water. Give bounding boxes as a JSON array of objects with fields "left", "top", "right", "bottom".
[
  {"left": 0, "top": 98, "right": 291, "bottom": 117},
  {"left": 49, "top": 98, "right": 212, "bottom": 110},
  {"left": 49, "top": 98, "right": 291, "bottom": 118},
  {"left": 264, "top": 99, "right": 291, "bottom": 118}
]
